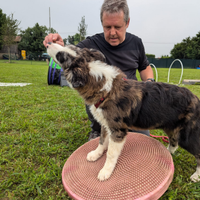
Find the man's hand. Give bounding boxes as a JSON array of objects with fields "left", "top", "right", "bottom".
[
  {"left": 140, "top": 65, "right": 154, "bottom": 82},
  {"left": 43, "top": 33, "right": 64, "bottom": 48}
]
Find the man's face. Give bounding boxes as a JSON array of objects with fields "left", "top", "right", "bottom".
[{"left": 102, "top": 10, "right": 130, "bottom": 46}]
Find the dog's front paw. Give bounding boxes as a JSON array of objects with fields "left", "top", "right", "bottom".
[
  {"left": 87, "top": 150, "right": 102, "bottom": 162},
  {"left": 98, "top": 168, "right": 112, "bottom": 181},
  {"left": 190, "top": 172, "right": 200, "bottom": 182},
  {"left": 167, "top": 144, "right": 178, "bottom": 154}
]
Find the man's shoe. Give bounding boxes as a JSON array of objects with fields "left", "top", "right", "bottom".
[{"left": 88, "top": 131, "right": 100, "bottom": 141}]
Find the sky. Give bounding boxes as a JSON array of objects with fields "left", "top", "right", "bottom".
[{"left": 1, "top": 0, "right": 200, "bottom": 58}]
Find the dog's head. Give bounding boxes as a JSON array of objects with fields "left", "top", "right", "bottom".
[{"left": 47, "top": 43, "right": 106, "bottom": 88}]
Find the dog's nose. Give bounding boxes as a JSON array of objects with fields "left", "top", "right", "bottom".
[{"left": 46, "top": 42, "right": 52, "bottom": 48}]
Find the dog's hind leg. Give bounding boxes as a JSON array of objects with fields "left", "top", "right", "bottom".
[
  {"left": 164, "top": 129, "right": 179, "bottom": 154},
  {"left": 97, "top": 129, "right": 127, "bottom": 181},
  {"left": 191, "top": 155, "right": 200, "bottom": 182},
  {"left": 176, "top": 123, "right": 200, "bottom": 182},
  {"left": 87, "top": 126, "right": 109, "bottom": 162}
]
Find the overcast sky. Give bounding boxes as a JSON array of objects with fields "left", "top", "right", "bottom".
[{"left": 1, "top": 0, "right": 199, "bottom": 57}]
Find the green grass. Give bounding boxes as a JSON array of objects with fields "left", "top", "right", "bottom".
[{"left": 1, "top": 60, "right": 200, "bottom": 199}]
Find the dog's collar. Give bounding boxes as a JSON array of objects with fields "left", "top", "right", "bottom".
[
  {"left": 94, "top": 78, "right": 126, "bottom": 109},
  {"left": 95, "top": 97, "right": 106, "bottom": 108}
]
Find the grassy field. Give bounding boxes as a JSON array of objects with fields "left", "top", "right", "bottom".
[{"left": 1, "top": 60, "right": 200, "bottom": 199}]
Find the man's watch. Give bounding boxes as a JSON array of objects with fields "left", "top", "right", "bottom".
[{"left": 146, "top": 78, "right": 155, "bottom": 82}]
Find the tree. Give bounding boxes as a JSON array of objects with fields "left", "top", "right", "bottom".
[
  {"left": 67, "top": 35, "right": 75, "bottom": 45},
  {"left": 170, "top": 33, "right": 200, "bottom": 59},
  {"left": 18, "top": 23, "right": 55, "bottom": 59},
  {"left": 161, "top": 55, "right": 171, "bottom": 59},
  {"left": 63, "top": 38, "right": 68, "bottom": 46},
  {"left": 78, "top": 16, "right": 87, "bottom": 41},
  {"left": 49, "top": 27, "right": 57, "bottom": 34},
  {"left": 66, "top": 16, "right": 87, "bottom": 45},
  {"left": 66, "top": 33, "right": 81, "bottom": 45},
  {"left": 170, "top": 37, "right": 191, "bottom": 59},
  {"left": 2, "top": 13, "right": 20, "bottom": 62},
  {"left": 0, "top": 9, "right": 6, "bottom": 50},
  {"left": 185, "top": 32, "right": 200, "bottom": 59},
  {"left": 74, "top": 33, "right": 81, "bottom": 45},
  {"left": 146, "top": 54, "right": 155, "bottom": 58}
]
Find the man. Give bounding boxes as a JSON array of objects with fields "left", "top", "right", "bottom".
[{"left": 43, "top": 0, "right": 155, "bottom": 140}]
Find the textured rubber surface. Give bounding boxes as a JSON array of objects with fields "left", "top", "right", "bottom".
[{"left": 62, "top": 132, "right": 174, "bottom": 200}]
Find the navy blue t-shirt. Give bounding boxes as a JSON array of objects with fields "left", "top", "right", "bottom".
[{"left": 77, "top": 32, "right": 149, "bottom": 80}]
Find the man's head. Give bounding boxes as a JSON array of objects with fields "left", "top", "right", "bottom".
[{"left": 100, "top": 0, "right": 130, "bottom": 46}]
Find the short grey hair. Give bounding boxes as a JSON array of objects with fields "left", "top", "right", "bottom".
[{"left": 100, "top": 0, "right": 130, "bottom": 24}]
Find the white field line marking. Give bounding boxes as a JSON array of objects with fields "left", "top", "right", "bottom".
[{"left": 0, "top": 83, "right": 32, "bottom": 87}]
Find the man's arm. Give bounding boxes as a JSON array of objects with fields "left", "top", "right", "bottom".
[{"left": 139, "top": 65, "right": 154, "bottom": 81}]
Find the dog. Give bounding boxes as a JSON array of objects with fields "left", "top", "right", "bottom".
[{"left": 47, "top": 42, "right": 200, "bottom": 182}]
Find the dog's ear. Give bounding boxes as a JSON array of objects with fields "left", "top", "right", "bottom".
[
  {"left": 70, "top": 57, "right": 88, "bottom": 88},
  {"left": 81, "top": 48, "right": 106, "bottom": 62},
  {"left": 56, "top": 51, "right": 73, "bottom": 66},
  {"left": 89, "top": 49, "right": 106, "bottom": 62},
  {"left": 56, "top": 51, "right": 66, "bottom": 64}
]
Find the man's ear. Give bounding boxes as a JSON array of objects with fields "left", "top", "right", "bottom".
[{"left": 126, "top": 18, "right": 130, "bottom": 28}]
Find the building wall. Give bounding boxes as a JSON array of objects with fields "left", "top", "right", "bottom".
[{"left": 0, "top": 44, "right": 20, "bottom": 59}]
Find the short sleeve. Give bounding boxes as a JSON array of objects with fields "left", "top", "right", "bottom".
[
  {"left": 138, "top": 39, "right": 149, "bottom": 72},
  {"left": 76, "top": 38, "right": 91, "bottom": 49}
]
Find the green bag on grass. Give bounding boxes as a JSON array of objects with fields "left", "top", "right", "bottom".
[{"left": 47, "top": 58, "right": 63, "bottom": 85}]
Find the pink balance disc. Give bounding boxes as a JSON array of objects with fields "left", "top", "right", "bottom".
[{"left": 62, "top": 132, "right": 174, "bottom": 200}]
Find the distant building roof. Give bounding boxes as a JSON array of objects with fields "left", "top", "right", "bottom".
[
  {"left": 3, "top": 35, "right": 21, "bottom": 42},
  {"left": 14, "top": 36, "right": 21, "bottom": 42}
]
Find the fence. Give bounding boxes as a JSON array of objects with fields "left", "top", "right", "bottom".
[{"left": 147, "top": 58, "right": 200, "bottom": 69}]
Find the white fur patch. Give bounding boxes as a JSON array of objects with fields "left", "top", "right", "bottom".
[
  {"left": 63, "top": 46, "right": 77, "bottom": 57},
  {"left": 191, "top": 166, "right": 200, "bottom": 182},
  {"left": 89, "top": 104, "right": 125, "bottom": 181},
  {"left": 88, "top": 61, "right": 119, "bottom": 92},
  {"left": 167, "top": 144, "right": 178, "bottom": 154},
  {"left": 90, "top": 105, "right": 111, "bottom": 135},
  {"left": 47, "top": 43, "right": 77, "bottom": 63},
  {"left": 87, "top": 135, "right": 109, "bottom": 162},
  {"left": 98, "top": 137, "right": 126, "bottom": 181}
]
